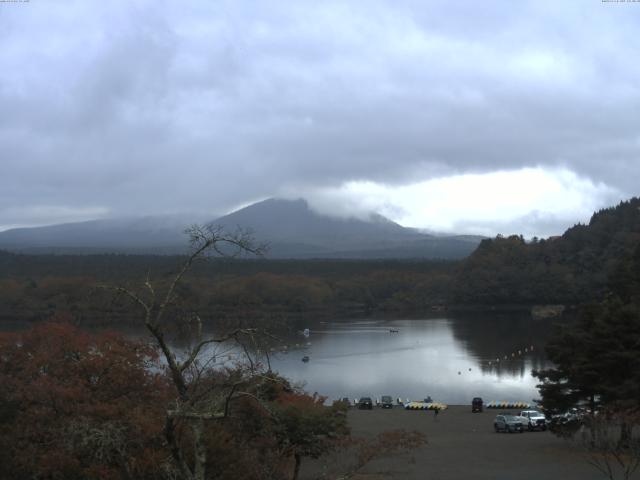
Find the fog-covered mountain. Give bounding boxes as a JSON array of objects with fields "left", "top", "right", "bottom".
[
  {"left": 214, "top": 198, "right": 482, "bottom": 258},
  {"left": 0, "top": 216, "right": 201, "bottom": 255},
  {"left": 0, "top": 198, "right": 483, "bottom": 259}
]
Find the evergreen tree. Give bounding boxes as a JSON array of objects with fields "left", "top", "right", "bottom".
[{"left": 534, "top": 297, "right": 640, "bottom": 415}]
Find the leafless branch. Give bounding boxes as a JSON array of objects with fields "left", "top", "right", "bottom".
[
  {"left": 178, "top": 328, "right": 257, "bottom": 374},
  {"left": 100, "top": 224, "right": 267, "bottom": 480}
]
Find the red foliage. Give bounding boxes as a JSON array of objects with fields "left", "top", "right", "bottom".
[{"left": 0, "top": 321, "right": 170, "bottom": 479}]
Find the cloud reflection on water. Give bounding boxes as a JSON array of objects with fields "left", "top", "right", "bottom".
[{"left": 268, "top": 315, "right": 550, "bottom": 404}]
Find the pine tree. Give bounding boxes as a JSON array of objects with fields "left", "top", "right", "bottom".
[{"left": 534, "top": 297, "right": 640, "bottom": 414}]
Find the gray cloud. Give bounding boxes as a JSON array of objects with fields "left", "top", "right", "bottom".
[{"left": 1, "top": 0, "right": 639, "bottom": 234}]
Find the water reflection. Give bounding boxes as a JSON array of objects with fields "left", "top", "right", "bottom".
[
  {"left": 267, "top": 316, "right": 552, "bottom": 405},
  {"left": 0, "top": 314, "right": 552, "bottom": 405}
]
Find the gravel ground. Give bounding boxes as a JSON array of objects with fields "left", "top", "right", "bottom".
[{"left": 301, "top": 405, "right": 638, "bottom": 480}]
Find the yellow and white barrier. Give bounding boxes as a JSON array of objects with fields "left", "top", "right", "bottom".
[
  {"left": 486, "top": 401, "right": 531, "bottom": 409},
  {"left": 404, "top": 402, "right": 448, "bottom": 411}
]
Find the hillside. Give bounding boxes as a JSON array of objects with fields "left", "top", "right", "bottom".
[
  {"left": 452, "top": 197, "right": 640, "bottom": 305},
  {"left": 0, "top": 216, "right": 200, "bottom": 254}
]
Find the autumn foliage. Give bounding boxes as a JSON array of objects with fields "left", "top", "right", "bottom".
[
  {"left": 0, "top": 320, "right": 170, "bottom": 479},
  {"left": 0, "top": 321, "right": 355, "bottom": 479}
]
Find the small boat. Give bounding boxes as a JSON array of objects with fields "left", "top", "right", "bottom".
[{"left": 301, "top": 356, "right": 310, "bottom": 362}]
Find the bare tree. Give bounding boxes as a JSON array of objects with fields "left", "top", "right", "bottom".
[
  {"left": 573, "top": 410, "right": 640, "bottom": 480},
  {"left": 104, "top": 224, "right": 268, "bottom": 480}
]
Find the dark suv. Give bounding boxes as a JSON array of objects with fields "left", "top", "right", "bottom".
[
  {"left": 472, "top": 397, "right": 483, "bottom": 413},
  {"left": 358, "top": 397, "right": 373, "bottom": 410}
]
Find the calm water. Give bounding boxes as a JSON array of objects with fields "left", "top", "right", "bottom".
[
  {"left": 1, "top": 313, "right": 552, "bottom": 405},
  {"left": 265, "top": 315, "right": 550, "bottom": 405}
]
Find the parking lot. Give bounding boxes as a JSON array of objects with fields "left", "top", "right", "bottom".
[{"left": 301, "top": 405, "right": 636, "bottom": 480}]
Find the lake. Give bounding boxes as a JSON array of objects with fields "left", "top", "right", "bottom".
[
  {"left": 1, "top": 312, "right": 553, "bottom": 406},
  {"left": 264, "top": 314, "right": 551, "bottom": 405}
]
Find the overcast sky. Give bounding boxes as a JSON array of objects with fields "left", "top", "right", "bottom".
[{"left": 1, "top": 0, "right": 639, "bottom": 237}]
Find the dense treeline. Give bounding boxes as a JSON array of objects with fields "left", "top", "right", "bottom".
[
  {"left": 0, "top": 253, "right": 454, "bottom": 325},
  {"left": 528, "top": 203, "right": 640, "bottom": 475},
  {"left": 452, "top": 197, "right": 640, "bottom": 305}
]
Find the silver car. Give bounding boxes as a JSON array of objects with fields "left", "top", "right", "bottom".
[{"left": 494, "top": 414, "right": 524, "bottom": 433}]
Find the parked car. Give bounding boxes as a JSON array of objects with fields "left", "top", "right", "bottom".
[
  {"left": 472, "top": 397, "right": 483, "bottom": 413},
  {"left": 494, "top": 414, "right": 524, "bottom": 433},
  {"left": 549, "top": 410, "right": 584, "bottom": 435},
  {"left": 358, "top": 397, "right": 373, "bottom": 410},
  {"left": 380, "top": 395, "right": 393, "bottom": 409},
  {"left": 519, "top": 410, "right": 547, "bottom": 431}
]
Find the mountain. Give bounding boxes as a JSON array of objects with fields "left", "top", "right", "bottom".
[
  {"left": 0, "top": 215, "right": 201, "bottom": 255},
  {"left": 0, "top": 198, "right": 483, "bottom": 259},
  {"left": 211, "top": 198, "right": 481, "bottom": 259}
]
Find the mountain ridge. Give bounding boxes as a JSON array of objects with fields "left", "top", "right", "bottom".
[{"left": 0, "top": 198, "right": 483, "bottom": 259}]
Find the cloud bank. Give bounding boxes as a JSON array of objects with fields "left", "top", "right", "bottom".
[{"left": 1, "top": 0, "right": 638, "bottom": 236}]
